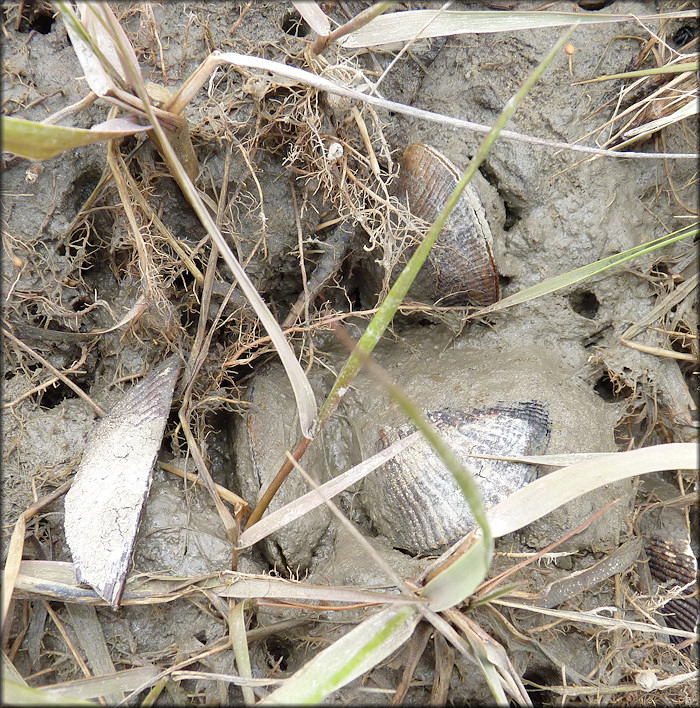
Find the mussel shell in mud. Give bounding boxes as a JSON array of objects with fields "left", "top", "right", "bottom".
[
  {"left": 399, "top": 143, "right": 499, "bottom": 306},
  {"left": 644, "top": 536, "right": 698, "bottom": 642},
  {"left": 361, "top": 401, "right": 550, "bottom": 555}
]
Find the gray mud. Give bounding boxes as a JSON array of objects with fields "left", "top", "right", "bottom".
[{"left": 2, "top": 0, "right": 696, "bottom": 704}]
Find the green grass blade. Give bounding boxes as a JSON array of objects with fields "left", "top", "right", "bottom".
[
  {"left": 422, "top": 535, "right": 493, "bottom": 612},
  {"left": 473, "top": 226, "right": 697, "bottom": 318},
  {"left": 229, "top": 601, "right": 255, "bottom": 705},
  {"left": 315, "top": 26, "right": 578, "bottom": 436},
  {"left": 310, "top": 31, "right": 577, "bottom": 609},
  {"left": 262, "top": 606, "right": 421, "bottom": 704},
  {"left": 1, "top": 680, "right": 94, "bottom": 705},
  {"left": 581, "top": 61, "right": 698, "bottom": 82},
  {"left": 3, "top": 116, "right": 150, "bottom": 160}
]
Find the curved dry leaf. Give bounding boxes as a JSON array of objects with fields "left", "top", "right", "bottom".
[{"left": 486, "top": 442, "right": 696, "bottom": 538}]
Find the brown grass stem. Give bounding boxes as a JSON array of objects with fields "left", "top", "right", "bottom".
[{"left": 244, "top": 436, "right": 312, "bottom": 530}]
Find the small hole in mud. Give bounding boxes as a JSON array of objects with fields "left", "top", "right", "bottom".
[
  {"left": 522, "top": 667, "right": 560, "bottom": 704},
  {"left": 30, "top": 7, "right": 55, "bottom": 33},
  {"left": 281, "top": 10, "right": 309, "bottom": 37},
  {"left": 498, "top": 274, "right": 513, "bottom": 290},
  {"left": 71, "top": 294, "right": 93, "bottom": 312},
  {"left": 67, "top": 168, "right": 103, "bottom": 213},
  {"left": 502, "top": 201, "right": 521, "bottom": 231},
  {"left": 673, "top": 24, "right": 694, "bottom": 48},
  {"left": 40, "top": 381, "right": 78, "bottom": 409},
  {"left": 650, "top": 261, "right": 672, "bottom": 278},
  {"left": 15, "top": 0, "right": 55, "bottom": 34},
  {"left": 179, "top": 307, "right": 195, "bottom": 332},
  {"left": 393, "top": 546, "right": 415, "bottom": 557},
  {"left": 594, "top": 373, "right": 629, "bottom": 402},
  {"left": 568, "top": 289, "right": 600, "bottom": 319},
  {"left": 577, "top": 0, "right": 615, "bottom": 9},
  {"left": 194, "top": 630, "right": 207, "bottom": 644},
  {"left": 266, "top": 638, "right": 292, "bottom": 671}
]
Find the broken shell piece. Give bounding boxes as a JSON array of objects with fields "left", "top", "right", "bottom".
[
  {"left": 64, "top": 356, "right": 181, "bottom": 606},
  {"left": 326, "top": 141, "right": 344, "bottom": 162},
  {"left": 399, "top": 143, "right": 499, "bottom": 305},
  {"left": 362, "top": 401, "right": 550, "bottom": 554},
  {"left": 644, "top": 535, "right": 698, "bottom": 641}
]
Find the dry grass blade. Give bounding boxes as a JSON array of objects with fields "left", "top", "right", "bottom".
[
  {"left": 237, "top": 431, "right": 422, "bottom": 549},
  {"left": 170, "top": 671, "right": 283, "bottom": 688},
  {"left": 140, "top": 89, "right": 319, "bottom": 439},
  {"left": 491, "top": 599, "right": 696, "bottom": 641},
  {"left": 228, "top": 601, "right": 255, "bottom": 704},
  {"left": 55, "top": 1, "right": 126, "bottom": 96},
  {"left": 337, "top": 8, "right": 696, "bottom": 48},
  {"left": 66, "top": 3, "right": 319, "bottom": 437},
  {"left": 65, "top": 604, "right": 123, "bottom": 704},
  {"left": 308, "top": 1, "right": 395, "bottom": 54},
  {"left": 292, "top": 0, "right": 330, "bottom": 36},
  {"left": 487, "top": 443, "right": 695, "bottom": 538},
  {"left": 287, "top": 453, "right": 413, "bottom": 592},
  {"left": 620, "top": 96, "right": 696, "bottom": 144},
  {"left": 173, "top": 52, "right": 695, "bottom": 160},
  {"left": 13, "top": 560, "right": 426, "bottom": 608},
  {"left": 38, "top": 666, "right": 161, "bottom": 701}
]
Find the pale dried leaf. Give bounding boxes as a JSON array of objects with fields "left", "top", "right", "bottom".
[{"left": 292, "top": 0, "right": 330, "bottom": 36}]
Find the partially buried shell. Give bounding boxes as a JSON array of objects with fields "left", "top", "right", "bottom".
[
  {"left": 399, "top": 143, "right": 499, "bottom": 306},
  {"left": 362, "top": 401, "right": 550, "bottom": 554},
  {"left": 644, "top": 536, "right": 698, "bottom": 646}
]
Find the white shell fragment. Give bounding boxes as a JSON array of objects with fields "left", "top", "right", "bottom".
[
  {"left": 326, "top": 141, "right": 344, "bottom": 162},
  {"left": 64, "top": 356, "right": 181, "bottom": 606}
]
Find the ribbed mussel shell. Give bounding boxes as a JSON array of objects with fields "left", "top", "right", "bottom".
[
  {"left": 644, "top": 536, "right": 698, "bottom": 644},
  {"left": 399, "top": 143, "right": 499, "bottom": 305},
  {"left": 361, "top": 401, "right": 550, "bottom": 554}
]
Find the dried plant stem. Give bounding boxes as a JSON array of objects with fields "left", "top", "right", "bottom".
[
  {"left": 244, "top": 436, "right": 312, "bottom": 530},
  {"left": 166, "top": 51, "right": 696, "bottom": 160},
  {"left": 2, "top": 482, "right": 72, "bottom": 638},
  {"left": 2, "top": 346, "right": 89, "bottom": 411},
  {"left": 177, "top": 412, "right": 239, "bottom": 544},
  {"left": 1, "top": 328, "right": 105, "bottom": 417},
  {"left": 159, "top": 462, "right": 247, "bottom": 510}
]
